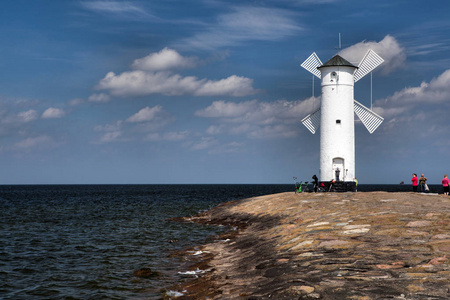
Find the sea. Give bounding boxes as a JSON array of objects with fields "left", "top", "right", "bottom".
[{"left": 0, "top": 184, "right": 445, "bottom": 299}]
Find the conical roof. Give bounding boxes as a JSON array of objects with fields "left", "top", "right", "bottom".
[{"left": 317, "top": 55, "right": 357, "bottom": 69}]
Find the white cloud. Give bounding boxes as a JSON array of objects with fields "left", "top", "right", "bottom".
[
  {"left": 146, "top": 131, "right": 190, "bottom": 142},
  {"left": 196, "top": 98, "right": 317, "bottom": 124},
  {"left": 196, "top": 100, "right": 258, "bottom": 118},
  {"left": 93, "top": 120, "right": 128, "bottom": 144},
  {"left": 190, "top": 137, "right": 218, "bottom": 150},
  {"left": 67, "top": 98, "right": 85, "bottom": 106},
  {"left": 132, "top": 48, "right": 197, "bottom": 71},
  {"left": 196, "top": 98, "right": 318, "bottom": 139},
  {"left": 126, "top": 106, "right": 163, "bottom": 123},
  {"left": 42, "top": 107, "right": 65, "bottom": 119},
  {"left": 181, "top": 6, "right": 302, "bottom": 50},
  {"left": 97, "top": 70, "right": 256, "bottom": 97},
  {"left": 194, "top": 76, "right": 256, "bottom": 97},
  {"left": 94, "top": 120, "right": 123, "bottom": 132},
  {"left": 162, "top": 131, "right": 190, "bottom": 141},
  {"left": 17, "top": 110, "right": 38, "bottom": 123},
  {"left": 14, "top": 135, "right": 53, "bottom": 149},
  {"left": 80, "top": 1, "right": 153, "bottom": 19},
  {"left": 369, "top": 69, "right": 450, "bottom": 145},
  {"left": 98, "top": 131, "right": 123, "bottom": 143},
  {"left": 340, "top": 35, "right": 406, "bottom": 74},
  {"left": 89, "top": 93, "right": 111, "bottom": 103},
  {"left": 94, "top": 106, "right": 175, "bottom": 144},
  {"left": 96, "top": 47, "right": 257, "bottom": 98},
  {"left": 374, "top": 68, "right": 450, "bottom": 119}
]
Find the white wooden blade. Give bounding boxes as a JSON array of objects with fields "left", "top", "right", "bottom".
[
  {"left": 301, "top": 108, "right": 320, "bottom": 134},
  {"left": 353, "top": 49, "right": 384, "bottom": 82},
  {"left": 353, "top": 100, "right": 384, "bottom": 134},
  {"left": 301, "top": 52, "right": 322, "bottom": 79}
]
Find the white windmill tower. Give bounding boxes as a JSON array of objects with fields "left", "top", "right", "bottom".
[{"left": 301, "top": 48, "right": 384, "bottom": 189}]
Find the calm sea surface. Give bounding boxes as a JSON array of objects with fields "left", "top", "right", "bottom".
[{"left": 0, "top": 184, "right": 445, "bottom": 299}]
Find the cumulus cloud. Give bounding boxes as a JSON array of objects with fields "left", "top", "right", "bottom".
[
  {"left": 196, "top": 100, "right": 258, "bottom": 118},
  {"left": 93, "top": 120, "right": 125, "bottom": 144},
  {"left": 194, "top": 76, "right": 256, "bottom": 97},
  {"left": 340, "top": 35, "right": 406, "bottom": 74},
  {"left": 126, "top": 106, "right": 163, "bottom": 123},
  {"left": 89, "top": 93, "right": 110, "bottom": 103},
  {"left": 96, "top": 48, "right": 257, "bottom": 98},
  {"left": 374, "top": 69, "right": 450, "bottom": 118},
  {"left": 94, "top": 105, "right": 175, "bottom": 144},
  {"left": 196, "top": 98, "right": 318, "bottom": 139},
  {"left": 180, "top": 6, "right": 302, "bottom": 50},
  {"left": 67, "top": 98, "right": 85, "bottom": 106},
  {"left": 42, "top": 107, "right": 65, "bottom": 119},
  {"left": 132, "top": 48, "right": 198, "bottom": 71},
  {"left": 97, "top": 131, "right": 124, "bottom": 144},
  {"left": 14, "top": 135, "right": 53, "bottom": 149},
  {"left": 94, "top": 120, "right": 123, "bottom": 132},
  {"left": 97, "top": 70, "right": 256, "bottom": 97},
  {"left": 190, "top": 136, "right": 219, "bottom": 150},
  {"left": 17, "top": 110, "right": 39, "bottom": 123},
  {"left": 196, "top": 98, "right": 317, "bottom": 124}
]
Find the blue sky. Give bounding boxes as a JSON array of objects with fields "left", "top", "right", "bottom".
[{"left": 0, "top": 0, "right": 449, "bottom": 184}]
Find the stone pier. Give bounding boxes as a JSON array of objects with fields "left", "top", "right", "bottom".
[{"left": 167, "top": 192, "right": 450, "bottom": 299}]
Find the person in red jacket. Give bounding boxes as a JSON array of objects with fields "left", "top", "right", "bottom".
[
  {"left": 411, "top": 173, "right": 418, "bottom": 192},
  {"left": 442, "top": 174, "right": 449, "bottom": 196}
]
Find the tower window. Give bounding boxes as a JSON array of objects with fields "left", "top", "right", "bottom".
[{"left": 336, "top": 120, "right": 341, "bottom": 124}]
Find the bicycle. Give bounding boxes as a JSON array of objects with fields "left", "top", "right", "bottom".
[
  {"left": 296, "top": 181, "right": 311, "bottom": 193},
  {"left": 317, "top": 180, "right": 335, "bottom": 192}
]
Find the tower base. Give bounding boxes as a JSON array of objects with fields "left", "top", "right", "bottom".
[{"left": 320, "top": 181, "right": 356, "bottom": 192}]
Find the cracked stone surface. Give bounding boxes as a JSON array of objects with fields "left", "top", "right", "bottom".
[{"left": 167, "top": 192, "right": 450, "bottom": 299}]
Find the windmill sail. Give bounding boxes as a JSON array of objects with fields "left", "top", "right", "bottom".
[
  {"left": 301, "top": 52, "right": 322, "bottom": 79},
  {"left": 301, "top": 108, "right": 321, "bottom": 134},
  {"left": 353, "top": 49, "right": 384, "bottom": 82},
  {"left": 353, "top": 100, "right": 384, "bottom": 134}
]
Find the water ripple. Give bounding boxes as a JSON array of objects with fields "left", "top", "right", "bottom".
[{"left": 0, "top": 184, "right": 293, "bottom": 299}]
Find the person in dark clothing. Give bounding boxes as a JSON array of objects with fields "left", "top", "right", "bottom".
[
  {"left": 312, "top": 174, "right": 319, "bottom": 192},
  {"left": 335, "top": 168, "right": 340, "bottom": 181}
]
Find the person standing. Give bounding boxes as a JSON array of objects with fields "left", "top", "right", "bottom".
[
  {"left": 419, "top": 174, "right": 428, "bottom": 192},
  {"left": 312, "top": 174, "right": 319, "bottom": 193},
  {"left": 442, "top": 174, "right": 449, "bottom": 196},
  {"left": 411, "top": 173, "right": 418, "bottom": 192}
]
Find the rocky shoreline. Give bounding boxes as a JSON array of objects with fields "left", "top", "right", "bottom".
[{"left": 166, "top": 192, "right": 450, "bottom": 299}]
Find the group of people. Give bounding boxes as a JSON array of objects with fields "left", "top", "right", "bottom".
[{"left": 411, "top": 173, "right": 449, "bottom": 195}]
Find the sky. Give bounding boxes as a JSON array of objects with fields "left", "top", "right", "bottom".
[{"left": 0, "top": 0, "right": 449, "bottom": 184}]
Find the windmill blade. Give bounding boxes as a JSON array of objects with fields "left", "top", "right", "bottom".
[
  {"left": 301, "top": 52, "right": 322, "bottom": 79},
  {"left": 353, "top": 49, "right": 384, "bottom": 82},
  {"left": 353, "top": 100, "right": 384, "bottom": 134},
  {"left": 301, "top": 108, "right": 321, "bottom": 134}
]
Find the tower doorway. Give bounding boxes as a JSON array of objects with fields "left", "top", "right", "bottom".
[{"left": 332, "top": 158, "right": 344, "bottom": 181}]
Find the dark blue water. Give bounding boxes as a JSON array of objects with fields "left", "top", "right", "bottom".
[
  {"left": 0, "top": 184, "right": 295, "bottom": 299},
  {"left": 0, "top": 184, "right": 445, "bottom": 299}
]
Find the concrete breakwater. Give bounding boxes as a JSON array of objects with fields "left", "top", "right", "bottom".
[{"left": 168, "top": 192, "right": 450, "bottom": 299}]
